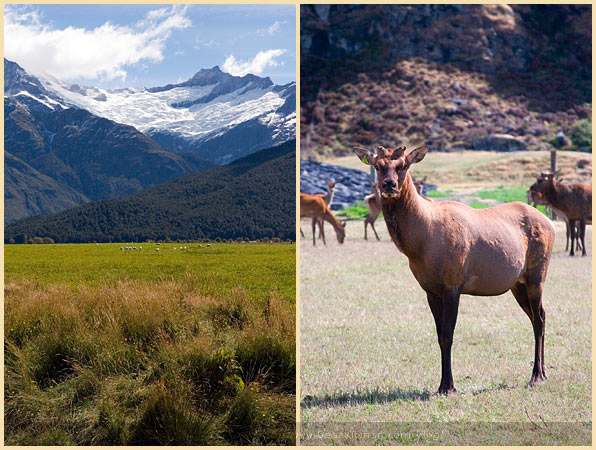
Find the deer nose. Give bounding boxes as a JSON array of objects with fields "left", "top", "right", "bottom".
[{"left": 382, "top": 179, "right": 396, "bottom": 191}]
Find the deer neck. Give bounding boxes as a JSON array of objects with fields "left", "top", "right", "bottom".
[
  {"left": 325, "top": 188, "right": 335, "bottom": 205},
  {"left": 544, "top": 178, "right": 565, "bottom": 207},
  {"left": 381, "top": 172, "right": 431, "bottom": 257},
  {"left": 323, "top": 208, "right": 344, "bottom": 236},
  {"left": 372, "top": 186, "right": 381, "bottom": 203}
]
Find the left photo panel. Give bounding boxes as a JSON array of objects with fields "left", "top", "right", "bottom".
[{"left": 4, "top": 4, "right": 296, "bottom": 445}]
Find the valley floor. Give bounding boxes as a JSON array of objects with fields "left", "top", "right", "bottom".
[{"left": 5, "top": 243, "right": 296, "bottom": 445}]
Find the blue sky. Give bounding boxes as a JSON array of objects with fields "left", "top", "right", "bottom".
[{"left": 5, "top": 4, "right": 296, "bottom": 88}]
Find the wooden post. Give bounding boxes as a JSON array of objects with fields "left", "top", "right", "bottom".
[{"left": 550, "top": 149, "right": 557, "bottom": 173}]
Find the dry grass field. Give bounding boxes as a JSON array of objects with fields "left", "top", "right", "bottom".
[
  {"left": 323, "top": 150, "right": 592, "bottom": 190},
  {"left": 5, "top": 243, "right": 296, "bottom": 445},
  {"left": 300, "top": 219, "right": 591, "bottom": 445}
]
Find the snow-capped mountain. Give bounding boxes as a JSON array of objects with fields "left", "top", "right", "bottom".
[
  {"left": 4, "top": 59, "right": 215, "bottom": 225},
  {"left": 36, "top": 65, "right": 296, "bottom": 164}
]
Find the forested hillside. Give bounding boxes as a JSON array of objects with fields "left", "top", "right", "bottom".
[{"left": 5, "top": 140, "right": 296, "bottom": 243}]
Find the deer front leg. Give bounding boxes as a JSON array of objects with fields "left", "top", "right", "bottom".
[
  {"left": 569, "top": 219, "right": 576, "bottom": 256},
  {"left": 427, "top": 290, "right": 460, "bottom": 394},
  {"left": 311, "top": 217, "right": 317, "bottom": 246},
  {"left": 364, "top": 220, "right": 368, "bottom": 240}
]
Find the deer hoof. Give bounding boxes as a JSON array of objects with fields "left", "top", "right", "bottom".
[{"left": 438, "top": 386, "right": 457, "bottom": 395}]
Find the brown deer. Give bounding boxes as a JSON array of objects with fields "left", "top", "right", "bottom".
[
  {"left": 300, "top": 192, "right": 346, "bottom": 246},
  {"left": 314, "top": 179, "right": 338, "bottom": 239},
  {"left": 364, "top": 179, "right": 382, "bottom": 240},
  {"left": 354, "top": 144, "right": 554, "bottom": 394},
  {"left": 530, "top": 171, "right": 591, "bottom": 256},
  {"left": 413, "top": 176, "right": 427, "bottom": 195},
  {"left": 527, "top": 188, "right": 582, "bottom": 253}
]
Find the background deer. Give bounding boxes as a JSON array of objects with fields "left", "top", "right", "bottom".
[
  {"left": 314, "top": 179, "right": 338, "bottom": 239},
  {"left": 527, "top": 188, "right": 581, "bottom": 253},
  {"left": 300, "top": 192, "right": 346, "bottom": 246},
  {"left": 530, "top": 171, "right": 591, "bottom": 256},
  {"left": 354, "top": 144, "right": 554, "bottom": 394},
  {"left": 364, "top": 179, "right": 382, "bottom": 240}
]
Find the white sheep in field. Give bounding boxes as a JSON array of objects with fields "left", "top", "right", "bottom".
[
  {"left": 183, "top": 246, "right": 187, "bottom": 250},
  {"left": 207, "top": 244, "right": 211, "bottom": 247},
  {"left": 173, "top": 247, "right": 177, "bottom": 250},
  {"left": 156, "top": 248, "right": 160, "bottom": 252},
  {"left": 139, "top": 246, "right": 142, "bottom": 250},
  {"left": 198, "top": 244, "right": 202, "bottom": 248}
]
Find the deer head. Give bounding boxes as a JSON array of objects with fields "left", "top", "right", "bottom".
[
  {"left": 325, "top": 179, "right": 338, "bottom": 190},
  {"left": 530, "top": 170, "right": 560, "bottom": 194},
  {"left": 354, "top": 145, "right": 428, "bottom": 199}
]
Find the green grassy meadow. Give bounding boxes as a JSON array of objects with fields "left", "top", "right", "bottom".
[
  {"left": 5, "top": 242, "right": 296, "bottom": 445},
  {"left": 301, "top": 195, "right": 591, "bottom": 445}
]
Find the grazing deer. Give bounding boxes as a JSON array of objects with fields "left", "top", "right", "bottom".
[
  {"left": 354, "top": 144, "right": 554, "bottom": 394},
  {"left": 527, "top": 188, "right": 582, "bottom": 253},
  {"left": 314, "top": 179, "right": 339, "bottom": 238},
  {"left": 300, "top": 193, "right": 346, "bottom": 246},
  {"left": 364, "top": 179, "right": 382, "bottom": 240},
  {"left": 530, "top": 172, "right": 591, "bottom": 256}
]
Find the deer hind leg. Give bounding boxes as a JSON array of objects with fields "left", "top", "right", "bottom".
[
  {"left": 318, "top": 218, "right": 324, "bottom": 239},
  {"left": 370, "top": 220, "right": 380, "bottom": 241},
  {"left": 311, "top": 217, "right": 317, "bottom": 246},
  {"left": 427, "top": 290, "right": 460, "bottom": 394},
  {"left": 579, "top": 217, "right": 587, "bottom": 256},
  {"left": 512, "top": 282, "right": 546, "bottom": 384},
  {"left": 569, "top": 219, "right": 577, "bottom": 256},
  {"left": 364, "top": 219, "right": 369, "bottom": 240}
]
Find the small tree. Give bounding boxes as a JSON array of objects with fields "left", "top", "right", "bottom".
[
  {"left": 33, "top": 237, "right": 43, "bottom": 244},
  {"left": 42, "top": 237, "right": 55, "bottom": 244},
  {"left": 570, "top": 119, "right": 592, "bottom": 149}
]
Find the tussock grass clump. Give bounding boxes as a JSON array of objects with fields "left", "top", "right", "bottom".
[{"left": 5, "top": 276, "right": 295, "bottom": 445}]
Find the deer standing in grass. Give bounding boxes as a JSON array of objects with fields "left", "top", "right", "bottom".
[
  {"left": 300, "top": 179, "right": 338, "bottom": 240},
  {"left": 527, "top": 188, "right": 582, "bottom": 253},
  {"left": 315, "top": 179, "right": 338, "bottom": 239},
  {"left": 530, "top": 172, "right": 591, "bottom": 256},
  {"left": 354, "top": 144, "right": 554, "bottom": 394},
  {"left": 300, "top": 193, "right": 346, "bottom": 246}
]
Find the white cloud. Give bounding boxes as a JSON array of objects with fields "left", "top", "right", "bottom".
[
  {"left": 4, "top": 5, "right": 191, "bottom": 82},
  {"left": 222, "top": 49, "right": 286, "bottom": 77},
  {"left": 268, "top": 20, "right": 287, "bottom": 35}
]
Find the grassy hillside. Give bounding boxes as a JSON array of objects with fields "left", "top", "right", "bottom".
[
  {"left": 5, "top": 242, "right": 296, "bottom": 445},
  {"left": 300, "top": 5, "right": 591, "bottom": 159},
  {"left": 5, "top": 140, "right": 296, "bottom": 243}
]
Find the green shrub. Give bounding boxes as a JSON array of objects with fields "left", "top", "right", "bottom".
[{"left": 570, "top": 119, "right": 592, "bottom": 149}]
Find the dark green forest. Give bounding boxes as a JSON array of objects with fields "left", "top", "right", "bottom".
[{"left": 5, "top": 140, "right": 296, "bottom": 243}]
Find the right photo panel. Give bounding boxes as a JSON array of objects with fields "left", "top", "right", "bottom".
[{"left": 299, "top": 4, "right": 591, "bottom": 446}]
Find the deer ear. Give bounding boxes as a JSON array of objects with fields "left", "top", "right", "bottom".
[
  {"left": 405, "top": 145, "right": 428, "bottom": 166},
  {"left": 353, "top": 147, "right": 376, "bottom": 166}
]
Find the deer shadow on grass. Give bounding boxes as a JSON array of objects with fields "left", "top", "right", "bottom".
[
  {"left": 301, "top": 387, "right": 431, "bottom": 409},
  {"left": 302, "top": 382, "right": 517, "bottom": 409}
]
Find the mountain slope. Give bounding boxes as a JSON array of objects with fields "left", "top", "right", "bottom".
[
  {"left": 37, "top": 65, "right": 296, "bottom": 163},
  {"left": 5, "top": 140, "right": 296, "bottom": 243},
  {"left": 5, "top": 151, "right": 89, "bottom": 223}
]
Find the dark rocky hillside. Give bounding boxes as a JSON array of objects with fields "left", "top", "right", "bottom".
[
  {"left": 300, "top": 4, "right": 591, "bottom": 158},
  {"left": 5, "top": 140, "right": 296, "bottom": 243}
]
